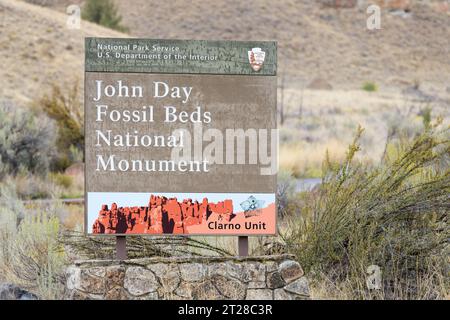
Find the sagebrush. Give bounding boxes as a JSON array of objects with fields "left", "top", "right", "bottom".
[
  {"left": 0, "top": 103, "right": 56, "bottom": 179},
  {"left": 0, "top": 185, "right": 67, "bottom": 299}
]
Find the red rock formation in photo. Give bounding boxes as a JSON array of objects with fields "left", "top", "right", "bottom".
[{"left": 92, "top": 195, "right": 234, "bottom": 234}]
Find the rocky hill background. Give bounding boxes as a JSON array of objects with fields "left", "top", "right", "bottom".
[
  {"left": 1, "top": 0, "right": 450, "bottom": 171},
  {"left": 7, "top": 0, "right": 450, "bottom": 91},
  {"left": 0, "top": 0, "right": 125, "bottom": 106}
]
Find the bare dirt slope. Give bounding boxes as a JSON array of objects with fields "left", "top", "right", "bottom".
[
  {"left": 112, "top": 0, "right": 450, "bottom": 92},
  {"left": 0, "top": 0, "right": 126, "bottom": 106},
  {"left": 23, "top": 0, "right": 450, "bottom": 92},
  {"left": 2, "top": 0, "right": 449, "bottom": 175},
  {"left": 111, "top": 0, "right": 450, "bottom": 170}
]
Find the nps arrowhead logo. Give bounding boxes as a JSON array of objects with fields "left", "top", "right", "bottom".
[
  {"left": 240, "top": 195, "right": 265, "bottom": 212},
  {"left": 248, "top": 47, "right": 266, "bottom": 72}
]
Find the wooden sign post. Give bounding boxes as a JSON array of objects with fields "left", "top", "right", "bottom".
[
  {"left": 115, "top": 236, "right": 127, "bottom": 260},
  {"left": 84, "top": 38, "right": 277, "bottom": 258},
  {"left": 238, "top": 236, "right": 249, "bottom": 256}
]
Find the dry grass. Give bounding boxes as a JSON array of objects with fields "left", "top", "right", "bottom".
[
  {"left": 2, "top": 171, "right": 83, "bottom": 201},
  {"left": 280, "top": 139, "right": 348, "bottom": 178},
  {"left": 309, "top": 260, "right": 449, "bottom": 300},
  {"left": 59, "top": 204, "right": 84, "bottom": 230},
  {"left": 278, "top": 88, "right": 449, "bottom": 177}
]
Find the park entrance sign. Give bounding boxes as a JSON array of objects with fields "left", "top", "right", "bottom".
[{"left": 85, "top": 38, "right": 277, "bottom": 236}]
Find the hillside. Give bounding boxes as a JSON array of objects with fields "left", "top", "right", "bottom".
[
  {"left": 16, "top": 0, "right": 450, "bottom": 91},
  {"left": 2, "top": 0, "right": 449, "bottom": 175},
  {"left": 114, "top": 0, "right": 450, "bottom": 169},
  {"left": 113, "top": 0, "right": 450, "bottom": 92},
  {"left": 0, "top": 0, "right": 126, "bottom": 106}
]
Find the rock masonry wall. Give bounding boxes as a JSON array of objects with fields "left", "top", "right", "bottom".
[{"left": 65, "top": 255, "right": 309, "bottom": 300}]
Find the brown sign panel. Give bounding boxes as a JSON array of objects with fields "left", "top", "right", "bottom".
[{"left": 85, "top": 38, "right": 277, "bottom": 235}]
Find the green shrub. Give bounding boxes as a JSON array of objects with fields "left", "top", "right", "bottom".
[
  {"left": 284, "top": 124, "right": 449, "bottom": 299},
  {"left": 419, "top": 106, "right": 432, "bottom": 130},
  {"left": 0, "top": 103, "right": 57, "bottom": 179},
  {"left": 82, "top": 0, "right": 128, "bottom": 32},
  {"left": 362, "top": 82, "right": 378, "bottom": 92},
  {"left": 39, "top": 84, "right": 84, "bottom": 171}
]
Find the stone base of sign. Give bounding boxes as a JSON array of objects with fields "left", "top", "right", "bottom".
[{"left": 64, "top": 255, "right": 309, "bottom": 300}]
